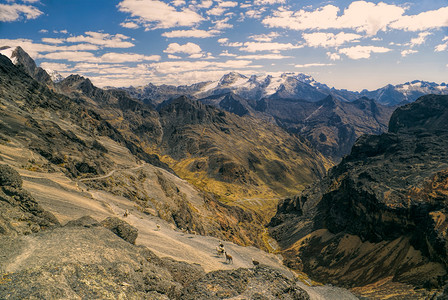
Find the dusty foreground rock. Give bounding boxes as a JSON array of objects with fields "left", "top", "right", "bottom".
[
  {"left": 0, "top": 165, "right": 311, "bottom": 299},
  {"left": 0, "top": 221, "right": 311, "bottom": 300}
]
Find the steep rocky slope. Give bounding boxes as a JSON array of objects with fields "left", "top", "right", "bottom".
[
  {"left": 0, "top": 53, "right": 266, "bottom": 249},
  {"left": 269, "top": 94, "right": 448, "bottom": 298},
  {"left": 256, "top": 95, "right": 395, "bottom": 160}
]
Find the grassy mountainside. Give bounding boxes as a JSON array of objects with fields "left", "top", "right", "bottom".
[
  {"left": 269, "top": 95, "right": 448, "bottom": 298},
  {"left": 157, "top": 97, "right": 330, "bottom": 209}
]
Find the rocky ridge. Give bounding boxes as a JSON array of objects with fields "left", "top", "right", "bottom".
[
  {"left": 269, "top": 94, "right": 448, "bottom": 298},
  {"left": 255, "top": 95, "right": 395, "bottom": 160},
  {"left": 0, "top": 165, "right": 313, "bottom": 299}
]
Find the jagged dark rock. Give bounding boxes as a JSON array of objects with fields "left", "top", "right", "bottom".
[
  {"left": 257, "top": 95, "right": 395, "bottom": 160},
  {"left": 0, "top": 165, "right": 59, "bottom": 236},
  {"left": 269, "top": 95, "right": 448, "bottom": 295},
  {"left": 11, "top": 46, "right": 52, "bottom": 85},
  {"left": 0, "top": 164, "right": 23, "bottom": 188}
]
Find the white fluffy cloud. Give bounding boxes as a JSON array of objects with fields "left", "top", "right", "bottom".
[
  {"left": 435, "top": 37, "right": 448, "bottom": 52},
  {"left": 254, "top": 0, "right": 285, "bottom": 5},
  {"left": 34, "top": 32, "right": 136, "bottom": 49},
  {"left": 39, "top": 62, "right": 72, "bottom": 72},
  {"left": 213, "top": 17, "right": 234, "bottom": 30},
  {"left": 389, "top": 7, "right": 448, "bottom": 31},
  {"left": 150, "top": 60, "right": 260, "bottom": 74},
  {"left": 38, "top": 51, "right": 161, "bottom": 63},
  {"left": 339, "top": 45, "right": 391, "bottom": 59},
  {"left": 120, "top": 21, "right": 140, "bottom": 29},
  {"left": 408, "top": 32, "right": 432, "bottom": 47},
  {"left": 263, "top": 1, "right": 405, "bottom": 35},
  {"left": 326, "top": 52, "right": 341, "bottom": 61},
  {"left": 0, "top": 3, "right": 42, "bottom": 22},
  {"left": 172, "top": 0, "right": 185, "bottom": 6},
  {"left": 249, "top": 32, "right": 280, "bottom": 42},
  {"left": 220, "top": 1, "right": 238, "bottom": 8},
  {"left": 65, "top": 32, "right": 135, "bottom": 48},
  {"left": 197, "top": 1, "right": 213, "bottom": 9},
  {"left": 0, "top": 39, "right": 98, "bottom": 58},
  {"left": 401, "top": 49, "right": 418, "bottom": 57},
  {"left": 219, "top": 50, "right": 237, "bottom": 57},
  {"left": 117, "top": 0, "right": 204, "bottom": 29},
  {"left": 162, "top": 29, "right": 218, "bottom": 38},
  {"left": 302, "top": 32, "right": 362, "bottom": 48},
  {"left": 295, "top": 63, "right": 334, "bottom": 68},
  {"left": 262, "top": 1, "right": 448, "bottom": 35},
  {"left": 41, "top": 38, "right": 65, "bottom": 44},
  {"left": 163, "top": 42, "right": 202, "bottom": 55},
  {"left": 207, "top": 6, "right": 226, "bottom": 16},
  {"left": 236, "top": 54, "right": 292, "bottom": 60},
  {"left": 238, "top": 42, "right": 302, "bottom": 53},
  {"left": 245, "top": 9, "right": 265, "bottom": 19},
  {"left": 435, "top": 44, "right": 447, "bottom": 52}
]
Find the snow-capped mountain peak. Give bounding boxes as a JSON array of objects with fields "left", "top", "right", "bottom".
[
  {"left": 218, "top": 72, "right": 248, "bottom": 87},
  {"left": 0, "top": 46, "right": 18, "bottom": 64},
  {"left": 44, "top": 69, "right": 65, "bottom": 83}
]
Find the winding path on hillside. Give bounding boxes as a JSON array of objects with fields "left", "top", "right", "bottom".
[{"left": 79, "top": 164, "right": 146, "bottom": 182}]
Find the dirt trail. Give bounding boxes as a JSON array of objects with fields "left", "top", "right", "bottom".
[{"left": 79, "top": 164, "right": 145, "bottom": 182}]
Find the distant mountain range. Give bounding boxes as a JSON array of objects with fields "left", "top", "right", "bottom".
[
  {"left": 122, "top": 71, "right": 448, "bottom": 107},
  {"left": 120, "top": 72, "right": 446, "bottom": 161},
  {"left": 2, "top": 46, "right": 444, "bottom": 161}
]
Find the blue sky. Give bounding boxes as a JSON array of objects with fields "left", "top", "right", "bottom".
[{"left": 0, "top": 0, "right": 447, "bottom": 90}]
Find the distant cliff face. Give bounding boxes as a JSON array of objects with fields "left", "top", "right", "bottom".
[
  {"left": 269, "top": 95, "right": 448, "bottom": 294},
  {"left": 256, "top": 95, "right": 396, "bottom": 161}
]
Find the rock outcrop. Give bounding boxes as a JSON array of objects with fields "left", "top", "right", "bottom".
[
  {"left": 269, "top": 95, "right": 448, "bottom": 296},
  {"left": 180, "top": 265, "right": 310, "bottom": 300},
  {"left": 0, "top": 217, "right": 310, "bottom": 299},
  {"left": 0, "top": 165, "right": 59, "bottom": 236}
]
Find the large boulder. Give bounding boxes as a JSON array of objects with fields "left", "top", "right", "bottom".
[{"left": 100, "top": 217, "right": 138, "bottom": 244}]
